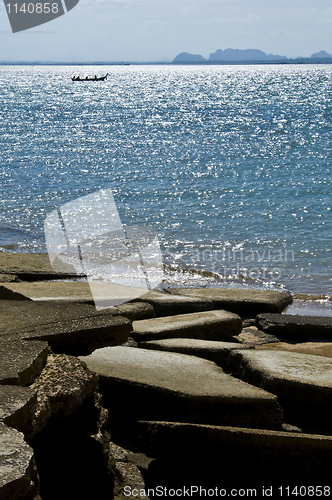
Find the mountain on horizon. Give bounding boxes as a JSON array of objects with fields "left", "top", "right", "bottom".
[
  {"left": 173, "top": 48, "right": 332, "bottom": 63},
  {"left": 310, "top": 50, "right": 332, "bottom": 59},
  {"left": 209, "top": 48, "right": 287, "bottom": 62},
  {"left": 173, "top": 52, "right": 207, "bottom": 63}
]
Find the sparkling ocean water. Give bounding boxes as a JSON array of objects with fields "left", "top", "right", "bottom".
[{"left": 1, "top": 64, "right": 332, "bottom": 299}]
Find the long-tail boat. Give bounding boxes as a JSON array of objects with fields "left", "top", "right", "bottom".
[{"left": 72, "top": 73, "right": 109, "bottom": 82}]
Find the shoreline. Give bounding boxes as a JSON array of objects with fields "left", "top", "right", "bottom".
[{"left": 0, "top": 250, "right": 331, "bottom": 316}]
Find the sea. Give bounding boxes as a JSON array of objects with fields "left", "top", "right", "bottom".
[{"left": 1, "top": 64, "right": 332, "bottom": 314}]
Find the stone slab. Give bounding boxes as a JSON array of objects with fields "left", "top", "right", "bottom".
[
  {"left": 135, "top": 290, "right": 214, "bottom": 317},
  {"left": 0, "top": 285, "right": 32, "bottom": 301},
  {"left": 237, "top": 326, "right": 281, "bottom": 346},
  {"left": 167, "top": 287, "right": 293, "bottom": 315},
  {"left": 0, "top": 301, "right": 132, "bottom": 356},
  {"left": 1, "top": 281, "right": 94, "bottom": 303},
  {"left": 0, "top": 339, "right": 48, "bottom": 386},
  {"left": 0, "top": 423, "right": 37, "bottom": 500},
  {"left": 80, "top": 346, "right": 283, "bottom": 429},
  {"left": 0, "top": 274, "right": 19, "bottom": 283},
  {"left": 228, "top": 350, "right": 332, "bottom": 404},
  {"left": 19, "top": 315, "right": 132, "bottom": 356},
  {"left": 0, "top": 252, "right": 77, "bottom": 280},
  {"left": 138, "top": 421, "right": 332, "bottom": 486},
  {"left": 256, "top": 313, "right": 332, "bottom": 340},
  {"left": 139, "top": 338, "right": 252, "bottom": 368},
  {"left": 255, "top": 340, "right": 332, "bottom": 359},
  {"left": 132, "top": 310, "right": 242, "bottom": 342},
  {"left": 105, "top": 302, "right": 155, "bottom": 322},
  {"left": 28, "top": 354, "right": 99, "bottom": 439},
  {"left": 0, "top": 385, "right": 36, "bottom": 432}
]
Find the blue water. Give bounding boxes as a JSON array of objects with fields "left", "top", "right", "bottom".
[{"left": 0, "top": 64, "right": 332, "bottom": 295}]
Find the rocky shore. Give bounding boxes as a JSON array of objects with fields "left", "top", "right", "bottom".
[{"left": 1, "top": 253, "right": 332, "bottom": 499}]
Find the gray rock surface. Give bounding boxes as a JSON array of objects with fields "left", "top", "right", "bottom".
[
  {"left": 110, "top": 442, "right": 151, "bottom": 500},
  {"left": 256, "top": 340, "right": 332, "bottom": 358},
  {"left": 0, "top": 252, "right": 77, "bottom": 280},
  {"left": 0, "top": 385, "right": 36, "bottom": 433},
  {"left": 0, "top": 285, "right": 32, "bottom": 301},
  {"left": 1, "top": 281, "right": 95, "bottom": 303},
  {"left": 256, "top": 313, "right": 332, "bottom": 340},
  {"left": 228, "top": 350, "right": 332, "bottom": 403},
  {"left": 132, "top": 310, "right": 242, "bottom": 342},
  {"left": 237, "top": 326, "right": 280, "bottom": 346},
  {"left": 138, "top": 421, "right": 332, "bottom": 486},
  {"left": 28, "top": 354, "right": 99, "bottom": 438},
  {"left": 80, "top": 346, "right": 283, "bottom": 428},
  {"left": 19, "top": 315, "right": 131, "bottom": 356},
  {"left": 139, "top": 338, "right": 252, "bottom": 368},
  {"left": 0, "top": 340, "right": 48, "bottom": 386},
  {"left": 0, "top": 301, "right": 131, "bottom": 356},
  {"left": 105, "top": 302, "right": 155, "bottom": 322},
  {"left": 135, "top": 290, "right": 214, "bottom": 317},
  {"left": 0, "top": 382, "right": 39, "bottom": 500},
  {"left": 0, "top": 423, "right": 38, "bottom": 500},
  {"left": 167, "top": 287, "right": 293, "bottom": 315}
]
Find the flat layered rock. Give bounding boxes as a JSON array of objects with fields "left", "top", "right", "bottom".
[
  {"left": 19, "top": 315, "right": 131, "bottom": 356},
  {"left": 28, "top": 354, "right": 98, "bottom": 438},
  {"left": 0, "top": 252, "right": 77, "bottom": 280},
  {"left": 256, "top": 340, "right": 332, "bottom": 359},
  {"left": 0, "top": 339, "right": 48, "bottom": 386},
  {"left": 0, "top": 285, "right": 32, "bottom": 301},
  {"left": 256, "top": 313, "right": 332, "bottom": 340},
  {"left": 228, "top": 350, "right": 332, "bottom": 404},
  {"left": 237, "top": 326, "right": 280, "bottom": 346},
  {"left": 135, "top": 290, "right": 214, "bottom": 317},
  {"left": 139, "top": 338, "right": 252, "bottom": 368},
  {"left": 167, "top": 287, "right": 293, "bottom": 315},
  {"left": 0, "top": 423, "right": 38, "bottom": 500},
  {"left": 139, "top": 421, "right": 332, "bottom": 486},
  {"left": 1, "top": 281, "right": 94, "bottom": 303},
  {"left": 132, "top": 310, "right": 242, "bottom": 342},
  {"left": 80, "top": 346, "right": 283, "bottom": 429},
  {"left": 0, "top": 385, "right": 36, "bottom": 432},
  {"left": 0, "top": 301, "right": 131, "bottom": 356},
  {"left": 105, "top": 301, "right": 155, "bottom": 321}
]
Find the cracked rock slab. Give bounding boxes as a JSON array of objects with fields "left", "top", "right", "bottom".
[
  {"left": 255, "top": 340, "right": 332, "bottom": 359},
  {"left": 256, "top": 313, "right": 332, "bottom": 340},
  {"left": 0, "top": 252, "right": 77, "bottom": 280},
  {"left": 1, "top": 281, "right": 95, "bottom": 303},
  {"left": 139, "top": 338, "right": 252, "bottom": 368},
  {"left": 167, "top": 287, "right": 293, "bottom": 315},
  {"left": 138, "top": 421, "right": 332, "bottom": 486},
  {"left": 0, "top": 301, "right": 131, "bottom": 356},
  {"left": 80, "top": 346, "right": 283, "bottom": 429},
  {"left": 0, "top": 385, "right": 36, "bottom": 433},
  {"left": 0, "top": 285, "right": 32, "bottom": 301},
  {"left": 0, "top": 340, "right": 48, "bottom": 386},
  {"left": 19, "top": 315, "right": 132, "bottom": 356},
  {"left": 0, "top": 423, "right": 37, "bottom": 500},
  {"left": 132, "top": 310, "right": 242, "bottom": 342},
  {"left": 228, "top": 350, "right": 332, "bottom": 404},
  {"left": 135, "top": 290, "right": 214, "bottom": 317},
  {"left": 28, "top": 354, "right": 99, "bottom": 439}
]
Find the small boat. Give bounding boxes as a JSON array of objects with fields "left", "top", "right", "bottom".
[{"left": 72, "top": 73, "right": 109, "bottom": 82}]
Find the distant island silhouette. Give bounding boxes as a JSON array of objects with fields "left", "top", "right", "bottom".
[{"left": 173, "top": 48, "right": 332, "bottom": 64}]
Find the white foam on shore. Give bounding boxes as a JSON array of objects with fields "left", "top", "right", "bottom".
[{"left": 284, "top": 299, "right": 332, "bottom": 317}]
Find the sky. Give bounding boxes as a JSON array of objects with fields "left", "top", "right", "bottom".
[{"left": 1, "top": 0, "right": 332, "bottom": 62}]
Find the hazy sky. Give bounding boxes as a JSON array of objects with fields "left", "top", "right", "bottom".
[{"left": 1, "top": 0, "right": 332, "bottom": 62}]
